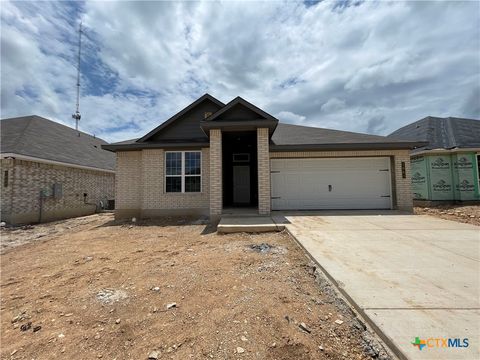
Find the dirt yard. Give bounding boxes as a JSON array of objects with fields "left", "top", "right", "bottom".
[
  {"left": 0, "top": 213, "right": 389, "bottom": 360},
  {"left": 414, "top": 204, "right": 480, "bottom": 226}
]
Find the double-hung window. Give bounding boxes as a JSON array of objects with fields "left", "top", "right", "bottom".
[{"left": 165, "top": 151, "right": 201, "bottom": 193}]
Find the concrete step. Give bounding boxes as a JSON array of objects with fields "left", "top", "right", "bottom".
[{"left": 217, "top": 216, "right": 285, "bottom": 233}]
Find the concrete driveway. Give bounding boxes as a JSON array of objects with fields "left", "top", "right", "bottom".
[{"left": 276, "top": 211, "right": 479, "bottom": 360}]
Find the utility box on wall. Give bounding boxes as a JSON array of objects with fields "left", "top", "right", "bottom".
[{"left": 53, "top": 183, "right": 63, "bottom": 199}]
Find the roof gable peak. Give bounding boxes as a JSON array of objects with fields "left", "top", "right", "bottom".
[
  {"left": 203, "top": 96, "right": 278, "bottom": 123},
  {"left": 137, "top": 93, "right": 224, "bottom": 142}
]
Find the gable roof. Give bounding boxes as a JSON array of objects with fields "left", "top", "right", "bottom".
[
  {"left": 103, "top": 94, "right": 423, "bottom": 152},
  {"left": 388, "top": 116, "right": 480, "bottom": 151},
  {"left": 203, "top": 96, "right": 278, "bottom": 122},
  {"left": 1, "top": 115, "right": 115, "bottom": 171},
  {"left": 199, "top": 96, "right": 279, "bottom": 135},
  {"left": 270, "top": 123, "right": 424, "bottom": 151},
  {"left": 137, "top": 93, "right": 224, "bottom": 142}
]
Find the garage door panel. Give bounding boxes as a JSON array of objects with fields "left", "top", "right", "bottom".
[{"left": 271, "top": 157, "right": 392, "bottom": 210}]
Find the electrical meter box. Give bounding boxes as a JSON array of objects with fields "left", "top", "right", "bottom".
[{"left": 53, "top": 183, "right": 63, "bottom": 199}]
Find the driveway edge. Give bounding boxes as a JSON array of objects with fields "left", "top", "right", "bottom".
[{"left": 284, "top": 227, "right": 405, "bottom": 360}]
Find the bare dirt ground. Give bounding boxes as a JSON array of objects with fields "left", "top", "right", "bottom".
[
  {"left": 0, "top": 213, "right": 389, "bottom": 360},
  {"left": 414, "top": 204, "right": 480, "bottom": 226}
]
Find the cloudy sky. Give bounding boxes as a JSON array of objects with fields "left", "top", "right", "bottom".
[{"left": 1, "top": 0, "right": 479, "bottom": 143}]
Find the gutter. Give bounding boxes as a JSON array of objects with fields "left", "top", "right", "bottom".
[
  {"left": 102, "top": 142, "right": 210, "bottom": 152},
  {"left": 0, "top": 153, "right": 115, "bottom": 173}
]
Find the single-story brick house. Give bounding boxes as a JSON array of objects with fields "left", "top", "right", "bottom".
[
  {"left": 389, "top": 116, "right": 480, "bottom": 202},
  {"left": 103, "top": 94, "right": 422, "bottom": 220},
  {"left": 1, "top": 115, "right": 115, "bottom": 224}
]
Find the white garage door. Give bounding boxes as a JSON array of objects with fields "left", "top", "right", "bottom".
[{"left": 271, "top": 157, "right": 392, "bottom": 210}]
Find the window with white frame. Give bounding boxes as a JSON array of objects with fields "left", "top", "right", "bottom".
[{"left": 165, "top": 151, "right": 201, "bottom": 193}]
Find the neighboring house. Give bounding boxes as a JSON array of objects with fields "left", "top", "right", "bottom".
[
  {"left": 103, "top": 94, "right": 422, "bottom": 220},
  {"left": 389, "top": 116, "right": 480, "bottom": 202},
  {"left": 1, "top": 115, "right": 115, "bottom": 224}
]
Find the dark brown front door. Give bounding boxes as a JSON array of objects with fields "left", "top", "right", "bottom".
[{"left": 233, "top": 165, "right": 250, "bottom": 204}]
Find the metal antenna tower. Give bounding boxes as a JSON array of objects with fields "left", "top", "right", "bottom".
[{"left": 72, "top": 21, "right": 82, "bottom": 131}]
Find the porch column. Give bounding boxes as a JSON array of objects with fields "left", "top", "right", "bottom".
[
  {"left": 209, "top": 129, "right": 222, "bottom": 218},
  {"left": 257, "top": 128, "right": 271, "bottom": 215},
  {"left": 394, "top": 151, "right": 413, "bottom": 211}
]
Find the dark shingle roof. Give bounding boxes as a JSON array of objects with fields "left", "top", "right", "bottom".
[
  {"left": 104, "top": 122, "right": 422, "bottom": 152},
  {"left": 1, "top": 115, "right": 115, "bottom": 171},
  {"left": 388, "top": 116, "right": 480, "bottom": 151},
  {"left": 102, "top": 94, "right": 423, "bottom": 152},
  {"left": 270, "top": 123, "right": 422, "bottom": 150}
]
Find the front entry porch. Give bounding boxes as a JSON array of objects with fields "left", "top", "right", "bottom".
[
  {"left": 222, "top": 131, "right": 258, "bottom": 209},
  {"left": 217, "top": 215, "right": 285, "bottom": 233},
  {"left": 200, "top": 97, "right": 278, "bottom": 220},
  {"left": 208, "top": 127, "right": 272, "bottom": 219}
]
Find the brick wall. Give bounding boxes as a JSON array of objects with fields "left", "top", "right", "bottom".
[
  {"left": 116, "top": 151, "right": 142, "bottom": 210},
  {"left": 270, "top": 149, "right": 413, "bottom": 211},
  {"left": 1, "top": 159, "right": 14, "bottom": 220},
  {"left": 114, "top": 146, "right": 414, "bottom": 218},
  {"left": 142, "top": 149, "right": 209, "bottom": 211},
  {"left": 209, "top": 129, "right": 222, "bottom": 216},
  {"left": 393, "top": 151, "right": 413, "bottom": 210},
  {"left": 115, "top": 148, "right": 210, "bottom": 219},
  {"left": 0, "top": 158, "right": 115, "bottom": 224},
  {"left": 257, "top": 128, "right": 271, "bottom": 215}
]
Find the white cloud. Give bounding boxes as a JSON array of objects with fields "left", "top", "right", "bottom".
[
  {"left": 321, "top": 98, "right": 346, "bottom": 113},
  {"left": 1, "top": 0, "right": 479, "bottom": 142},
  {"left": 276, "top": 111, "right": 306, "bottom": 124}
]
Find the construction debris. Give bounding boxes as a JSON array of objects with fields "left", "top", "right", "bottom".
[
  {"left": 147, "top": 350, "right": 159, "bottom": 359},
  {"left": 1, "top": 213, "right": 388, "bottom": 359},
  {"left": 249, "top": 243, "right": 273, "bottom": 253},
  {"left": 20, "top": 322, "right": 32, "bottom": 332},
  {"left": 299, "top": 322, "right": 312, "bottom": 333}
]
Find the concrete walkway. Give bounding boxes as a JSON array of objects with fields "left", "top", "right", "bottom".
[
  {"left": 217, "top": 215, "right": 285, "bottom": 233},
  {"left": 277, "top": 211, "right": 479, "bottom": 360}
]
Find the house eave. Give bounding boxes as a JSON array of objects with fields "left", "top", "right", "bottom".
[
  {"left": 102, "top": 142, "right": 210, "bottom": 152},
  {"left": 0, "top": 152, "right": 115, "bottom": 173},
  {"left": 269, "top": 141, "right": 427, "bottom": 152},
  {"left": 200, "top": 119, "right": 278, "bottom": 136}
]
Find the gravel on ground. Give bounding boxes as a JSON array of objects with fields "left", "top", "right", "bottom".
[
  {"left": 0, "top": 213, "right": 390, "bottom": 360},
  {"left": 414, "top": 204, "right": 480, "bottom": 226}
]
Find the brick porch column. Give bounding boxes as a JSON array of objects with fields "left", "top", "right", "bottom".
[
  {"left": 209, "top": 129, "right": 222, "bottom": 217},
  {"left": 394, "top": 151, "right": 413, "bottom": 211},
  {"left": 257, "top": 128, "right": 271, "bottom": 215}
]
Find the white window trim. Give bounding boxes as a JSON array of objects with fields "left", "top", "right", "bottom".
[{"left": 165, "top": 151, "right": 202, "bottom": 193}]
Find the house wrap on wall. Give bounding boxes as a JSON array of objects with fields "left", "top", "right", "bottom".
[
  {"left": 389, "top": 117, "right": 480, "bottom": 202},
  {"left": 103, "top": 94, "right": 423, "bottom": 220},
  {"left": 1, "top": 115, "right": 115, "bottom": 224}
]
